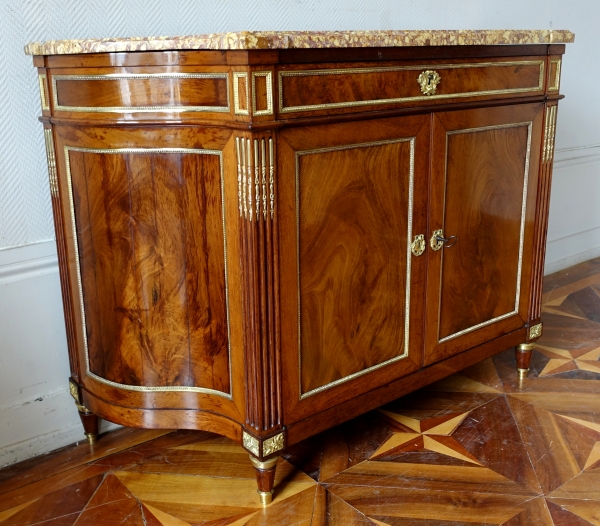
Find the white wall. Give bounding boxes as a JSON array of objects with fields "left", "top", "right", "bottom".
[{"left": 0, "top": 0, "right": 598, "bottom": 465}]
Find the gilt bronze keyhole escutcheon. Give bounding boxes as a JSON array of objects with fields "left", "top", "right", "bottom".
[
  {"left": 411, "top": 234, "right": 426, "bottom": 256},
  {"left": 418, "top": 70, "right": 441, "bottom": 96},
  {"left": 430, "top": 229, "right": 458, "bottom": 251}
]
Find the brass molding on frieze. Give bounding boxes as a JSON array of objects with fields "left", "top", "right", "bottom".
[
  {"left": 43, "top": 128, "right": 59, "bottom": 197},
  {"left": 63, "top": 146, "right": 233, "bottom": 398},
  {"left": 548, "top": 59, "right": 562, "bottom": 91},
  {"left": 52, "top": 73, "right": 230, "bottom": 113},
  {"left": 235, "top": 136, "right": 275, "bottom": 221},
  {"left": 529, "top": 322, "right": 543, "bottom": 340},
  {"left": 38, "top": 73, "right": 49, "bottom": 111},
  {"left": 279, "top": 60, "right": 545, "bottom": 113},
  {"left": 233, "top": 72, "right": 250, "bottom": 115},
  {"left": 251, "top": 71, "right": 274, "bottom": 116},
  {"left": 242, "top": 429, "right": 285, "bottom": 458}
]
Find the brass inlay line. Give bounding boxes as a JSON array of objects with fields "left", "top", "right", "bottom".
[
  {"left": 233, "top": 72, "right": 249, "bottom": 115},
  {"left": 252, "top": 71, "right": 274, "bottom": 116},
  {"left": 261, "top": 139, "right": 267, "bottom": 220},
  {"left": 38, "top": 74, "right": 49, "bottom": 111},
  {"left": 254, "top": 140, "right": 260, "bottom": 219},
  {"left": 241, "top": 138, "right": 247, "bottom": 219},
  {"left": 548, "top": 106, "right": 558, "bottom": 163},
  {"left": 247, "top": 139, "right": 253, "bottom": 221},
  {"left": 43, "top": 129, "right": 59, "bottom": 197},
  {"left": 549, "top": 59, "right": 561, "bottom": 91},
  {"left": 269, "top": 139, "right": 275, "bottom": 219},
  {"left": 236, "top": 138, "right": 243, "bottom": 216},
  {"left": 437, "top": 122, "right": 533, "bottom": 344},
  {"left": 52, "top": 73, "right": 230, "bottom": 113},
  {"left": 279, "top": 60, "right": 545, "bottom": 113},
  {"left": 543, "top": 107, "right": 551, "bottom": 163},
  {"left": 297, "top": 137, "right": 415, "bottom": 399},
  {"left": 64, "top": 146, "right": 233, "bottom": 398}
]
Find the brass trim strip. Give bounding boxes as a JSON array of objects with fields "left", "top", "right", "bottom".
[
  {"left": 64, "top": 146, "right": 233, "bottom": 398},
  {"left": 241, "top": 138, "right": 248, "bottom": 219},
  {"left": 233, "top": 72, "right": 250, "bottom": 115},
  {"left": 247, "top": 139, "right": 253, "bottom": 221},
  {"left": 43, "top": 129, "right": 59, "bottom": 197},
  {"left": 52, "top": 73, "right": 230, "bottom": 113},
  {"left": 252, "top": 71, "right": 274, "bottom": 116},
  {"left": 269, "top": 139, "right": 275, "bottom": 219},
  {"left": 261, "top": 139, "right": 267, "bottom": 220},
  {"left": 235, "top": 138, "right": 243, "bottom": 216},
  {"left": 437, "top": 122, "right": 533, "bottom": 343},
  {"left": 542, "top": 107, "right": 551, "bottom": 163},
  {"left": 548, "top": 59, "right": 561, "bottom": 91},
  {"left": 297, "top": 138, "right": 415, "bottom": 399},
  {"left": 279, "top": 60, "right": 545, "bottom": 113},
  {"left": 548, "top": 106, "right": 558, "bottom": 163},
  {"left": 254, "top": 140, "right": 260, "bottom": 219},
  {"left": 38, "top": 74, "right": 49, "bottom": 111}
]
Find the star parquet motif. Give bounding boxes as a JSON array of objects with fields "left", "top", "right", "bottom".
[{"left": 1, "top": 258, "right": 600, "bottom": 524}]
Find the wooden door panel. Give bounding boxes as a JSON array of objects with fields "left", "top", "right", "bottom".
[
  {"left": 279, "top": 115, "right": 430, "bottom": 424},
  {"left": 68, "top": 148, "right": 231, "bottom": 393},
  {"left": 425, "top": 104, "right": 543, "bottom": 365},
  {"left": 299, "top": 139, "right": 413, "bottom": 394}
]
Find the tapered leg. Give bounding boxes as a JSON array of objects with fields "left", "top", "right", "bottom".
[
  {"left": 515, "top": 343, "right": 535, "bottom": 379},
  {"left": 250, "top": 455, "right": 278, "bottom": 506},
  {"left": 78, "top": 410, "right": 99, "bottom": 445}
]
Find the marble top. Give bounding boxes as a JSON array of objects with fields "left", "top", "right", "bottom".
[{"left": 24, "top": 30, "right": 574, "bottom": 56}]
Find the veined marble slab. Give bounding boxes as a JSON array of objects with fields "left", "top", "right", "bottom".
[{"left": 25, "top": 29, "right": 574, "bottom": 55}]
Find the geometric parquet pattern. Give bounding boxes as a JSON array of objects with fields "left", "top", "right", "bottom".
[{"left": 1, "top": 258, "right": 600, "bottom": 525}]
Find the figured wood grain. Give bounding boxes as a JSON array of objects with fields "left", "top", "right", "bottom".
[
  {"left": 280, "top": 58, "right": 545, "bottom": 116},
  {"left": 439, "top": 123, "right": 529, "bottom": 339},
  {"left": 54, "top": 75, "right": 229, "bottom": 110},
  {"left": 298, "top": 140, "right": 412, "bottom": 394},
  {"left": 70, "top": 150, "right": 230, "bottom": 390},
  {"left": 424, "top": 103, "right": 543, "bottom": 365}
]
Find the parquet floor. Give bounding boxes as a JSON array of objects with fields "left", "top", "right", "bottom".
[{"left": 1, "top": 258, "right": 600, "bottom": 525}]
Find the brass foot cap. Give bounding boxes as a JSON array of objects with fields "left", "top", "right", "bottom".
[
  {"left": 257, "top": 490, "right": 273, "bottom": 506},
  {"left": 85, "top": 433, "right": 97, "bottom": 446},
  {"left": 517, "top": 368, "right": 529, "bottom": 380}
]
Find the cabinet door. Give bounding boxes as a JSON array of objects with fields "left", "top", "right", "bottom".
[
  {"left": 279, "top": 115, "right": 430, "bottom": 424},
  {"left": 424, "top": 103, "right": 543, "bottom": 365}
]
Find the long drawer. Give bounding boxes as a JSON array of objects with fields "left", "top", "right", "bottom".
[{"left": 278, "top": 57, "right": 546, "bottom": 116}]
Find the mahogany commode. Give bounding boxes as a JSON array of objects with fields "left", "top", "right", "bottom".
[{"left": 26, "top": 29, "right": 573, "bottom": 505}]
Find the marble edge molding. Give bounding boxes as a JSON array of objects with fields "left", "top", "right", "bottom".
[{"left": 24, "top": 29, "right": 574, "bottom": 56}]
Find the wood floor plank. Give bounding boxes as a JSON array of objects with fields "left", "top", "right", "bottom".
[{"left": 0, "top": 428, "right": 172, "bottom": 496}]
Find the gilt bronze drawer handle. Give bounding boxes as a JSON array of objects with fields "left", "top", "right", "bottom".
[
  {"left": 430, "top": 229, "right": 457, "bottom": 251},
  {"left": 418, "top": 70, "right": 441, "bottom": 96},
  {"left": 411, "top": 234, "right": 426, "bottom": 256}
]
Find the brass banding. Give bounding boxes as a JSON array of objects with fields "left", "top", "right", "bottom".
[
  {"left": 38, "top": 74, "right": 49, "bottom": 111},
  {"left": 64, "top": 146, "right": 233, "bottom": 398},
  {"left": 233, "top": 71, "right": 250, "bottom": 115},
  {"left": 252, "top": 71, "right": 274, "bottom": 116}
]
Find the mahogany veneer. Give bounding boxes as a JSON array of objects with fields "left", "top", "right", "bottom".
[{"left": 29, "top": 38, "right": 568, "bottom": 501}]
